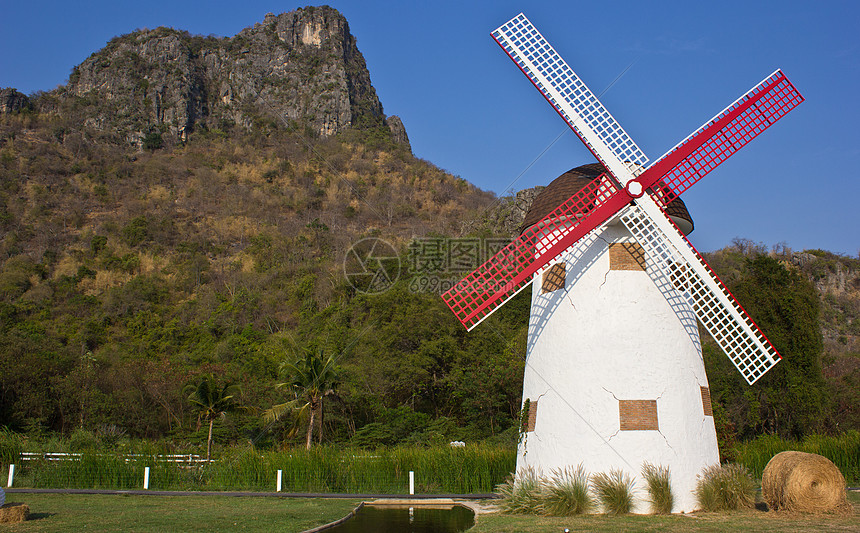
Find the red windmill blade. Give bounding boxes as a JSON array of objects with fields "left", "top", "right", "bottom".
[{"left": 441, "top": 13, "right": 803, "bottom": 385}]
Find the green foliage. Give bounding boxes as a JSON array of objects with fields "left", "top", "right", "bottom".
[
  {"left": 263, "top": 347, "right": 341, "bottom": 449},
  {"left": 694, "top": 463, "right": 756, "bottom": 511},
  {"left": 184, "top": 375, "right": 242, "bottom": 460},
  {"left": 705, "top": 253, "right": 828, "bottom": 439},
  {"left": 142, "top": 131, "right": 164, "bottom": 151},
  {"left": 122, "top": 216, "right": 149, "bottom": 246},
  {"left": 68, "top": 428, "right": 103, "bottom": 451},
  {"left": 91, "top": 235, "right": 108, "bottom": 254},
  {"left": 641, "top": 463, "right": 673, "bottom": 514},
  {"left": 591, "top": 469, "right": 636, "bottom": 515},
  {"left": 0, "top": 427, "right": 25, "bottom": 463}
]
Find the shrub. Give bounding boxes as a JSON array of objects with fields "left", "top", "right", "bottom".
[
  {"left": 641, "top": 462, "right": 673, "bottom": 514},
  {"left": 0, "top": 428, "right": 25, "bottom": 464},
  {"left": 542, "top": 465, "right": 593, "bottom": 516},
  {"left": 695, "top": 463, "right": 756, "bottom": 511},
  {"left": 592, "top": 469, "right": 636, "bottom": 515},
  {"left": 142, "top": 132, "right": 163, "bottom": 151},
  {"left": 496, "top": 467, "right": 544, "bottom": 514},
  {"left": 68, "top": 428, "right": 102, "bottom": 451}
]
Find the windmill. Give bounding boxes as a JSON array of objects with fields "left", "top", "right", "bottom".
[{"left": 441, "top": 13, "right": 803, "bottom": 512}]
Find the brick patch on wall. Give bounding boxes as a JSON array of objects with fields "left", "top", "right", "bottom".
[
  {"left": 701, "top": 386, "right": 713, "bottom": 417},
  {"left": 619, "top": 399, "right": 659, "bottom": 430},
  {"left": 609, "top": 242, "right": 647, "bottom": 271},
  {"left": 523, "top": 400, "right": 538, "bottom": 432},
  {"left": 542, "top": 263, "right": 566, "bottom": 293}
]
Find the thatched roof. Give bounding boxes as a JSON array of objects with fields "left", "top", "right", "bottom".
[{"left": 520, "top": 163, "right": 694, "bottom": 235}]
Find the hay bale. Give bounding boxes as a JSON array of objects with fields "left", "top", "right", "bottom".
[
  {"left": 762, "top": 450, "right": 851, "bottom": 513},
  {"left": 0, "top": 503, "right": 30, "bottom": 523}
]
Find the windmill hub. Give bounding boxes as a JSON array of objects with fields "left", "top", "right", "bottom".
[{"left": 625, "top": 181, "right": 644, "bottom": 198}]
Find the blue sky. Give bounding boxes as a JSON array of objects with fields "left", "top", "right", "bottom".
[{"left": 1, "top": 1, "right": 858, "bottom": 255}]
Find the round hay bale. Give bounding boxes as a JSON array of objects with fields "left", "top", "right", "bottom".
[{"left": 762, "top": 450, "right": 851, "bottom": 513}]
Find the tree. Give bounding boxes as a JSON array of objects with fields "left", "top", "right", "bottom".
[
  {"left": 263, "top": 348, "right": 341, "bottom": 450},
  {"left": 706, "top": 254, "right": 827, "bottom": 439},
  {"left": 184, "top": 375, "right": 241, "bottom": 461}
]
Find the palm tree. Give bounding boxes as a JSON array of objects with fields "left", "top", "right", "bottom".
[
  {"left": 263, "top": 348, "right": 341, "bottom": 450},
  {"left": 184, "top": 375, "right": 241, "bottom": 462}
]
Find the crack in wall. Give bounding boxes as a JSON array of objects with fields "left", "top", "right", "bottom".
[
  {"left": 566, "top": 293, "right": 577, "bottom": 311},
  {"left": 656, "top": 426, "right": 676, "bottom": 453},
  {"left": 602, "top": 387, "right": 621, "bottom": 441},
  {"left": 596, "top": 234, "right": 612, "bottom": 291}
]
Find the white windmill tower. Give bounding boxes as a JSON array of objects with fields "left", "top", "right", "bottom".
[{"left": 441, "top": 13, "right": 803, "bottom": 513}]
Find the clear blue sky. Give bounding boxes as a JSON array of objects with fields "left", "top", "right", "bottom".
[{"left": 2, "top": 1, "right": 858, "bottom": 255}]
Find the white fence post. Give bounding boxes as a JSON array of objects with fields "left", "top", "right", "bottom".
[
  {"left": 143, "top": 466, "right": 150, "bottom": 490},
  {"left": 409, "top": 470, "right": 414, "bottom": 495},
  {"left": 7, "top": 464, "right": 14, "bottom": 488},
  {"left": 276, "top": 470, "right": 283, "bottom": 492}
]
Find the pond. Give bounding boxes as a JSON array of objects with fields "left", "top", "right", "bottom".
[{"left": 324, "top": 504, "right": 475, "bottom": 533}]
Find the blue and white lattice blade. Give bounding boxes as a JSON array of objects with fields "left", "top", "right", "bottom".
[
  {"left": 620, "top": 196, "right": 780, "bottom": 385},
  {"left": 492, "top": 13, "right": 647, "bottom": 184}
]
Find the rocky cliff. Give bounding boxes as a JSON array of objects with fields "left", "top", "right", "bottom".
[
  {"left": 52, "top": 6, "right": 404, "bottom": 147},
  {"left": 0, "top": 88, "right": 30, "bottom": 114}
]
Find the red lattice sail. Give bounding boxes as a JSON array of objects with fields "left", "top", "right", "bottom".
[
  {"left": 441, "top": 174, "right": 629, "bottom": 330},
  {"left": 640, "top": 70, "right": 804, "bottom": 208}
]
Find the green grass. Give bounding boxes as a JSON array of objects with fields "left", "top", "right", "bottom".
[
  {"left": 0, "top": 494, "right": 361, "bottom": 532},
  {"left": 2, "top": 492, "right": 858, "bottom": 532}
]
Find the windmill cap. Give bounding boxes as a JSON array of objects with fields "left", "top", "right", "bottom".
[{"left": 519, "top": 163, "right": 695, "bottom": 235}]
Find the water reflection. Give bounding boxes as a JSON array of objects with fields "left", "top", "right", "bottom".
[{"left": 325, "top": 504, "right": 475, "bottom": 533}]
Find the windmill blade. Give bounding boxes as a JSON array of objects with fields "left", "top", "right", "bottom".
[
  {"left": 621, "top": 195, "right": 780, "bottom": 384},
  {"left": 637, "top": 70, "right": 803, "bottom": 207},
  {"left": 492, "top": 13, "right": 647, "bottom": 183},
  {"left": 442, "top": 174, "right": 628, "bottom": 330}
]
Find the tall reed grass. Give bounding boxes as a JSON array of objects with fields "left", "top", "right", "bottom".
[
  {"left": 734, "top": 431, "right": 859, "bottom": 484},
  {"left": 4, "top": 443, "right": 514, "bottom": 494},
  {"left": 591, "top": 469, "right": 636, "bottom": 515},
  {"left": 641, "top": 463, "right": 673, "bottom": 514},
  {"left": 495, "top": 467, "right": 544, "bottom": 514},
  {"left": 542, "top": 465, "right": 593, "bottom": 516}
]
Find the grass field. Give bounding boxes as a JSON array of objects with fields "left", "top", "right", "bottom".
[
  {"left": 0, "top": 493, "right": 361, "bottom": 532},
  {"left": 0, "top": 491, "right": 856, "bottom": 532}
]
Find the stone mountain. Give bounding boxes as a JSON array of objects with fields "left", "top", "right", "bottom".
[{"left": 41, "top": 6, "right": 408, "bottom": 149}]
